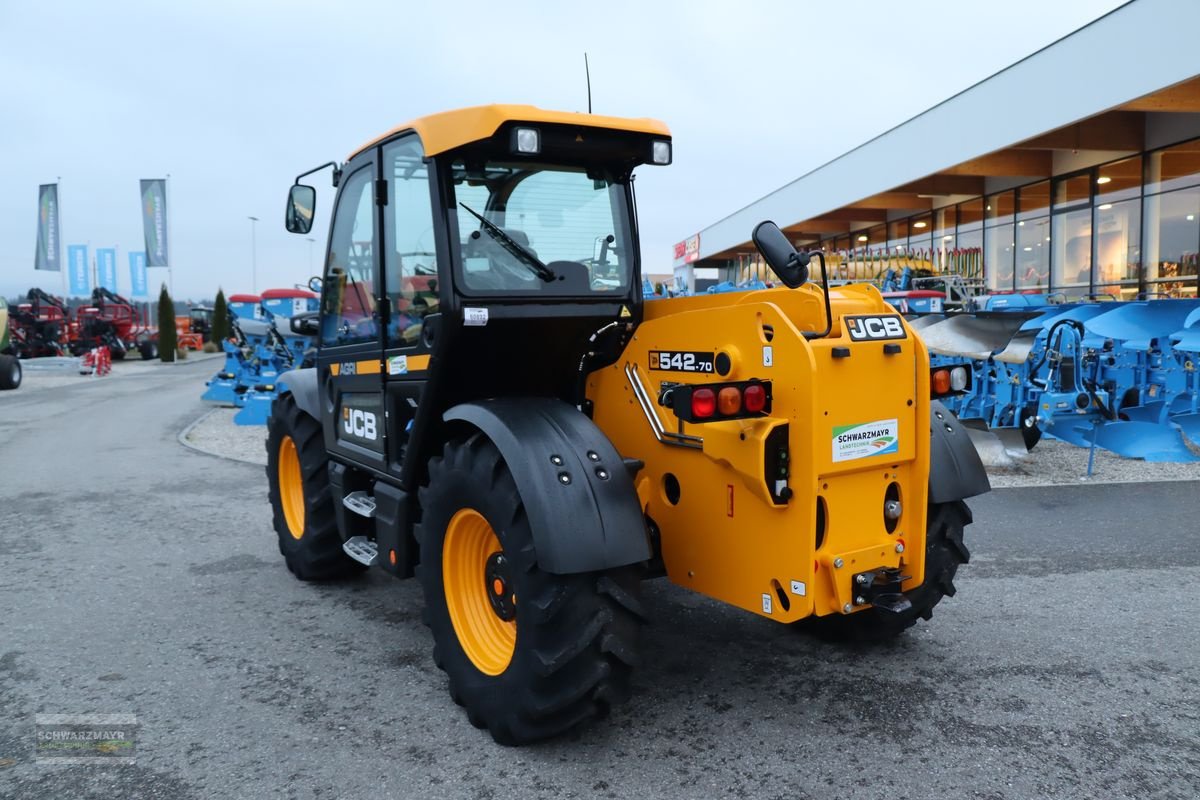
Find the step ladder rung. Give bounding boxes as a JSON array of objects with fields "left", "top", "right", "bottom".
[{"left": 342, "top": 536, "right": 378, "bottom": 566}]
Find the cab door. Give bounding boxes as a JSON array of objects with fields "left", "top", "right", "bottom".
[
  {"left": 378, "top": 135, "right": 443, "bottom": 484},
  {"left": 316, "top": 155, "right": 387, "bottom": 471}
]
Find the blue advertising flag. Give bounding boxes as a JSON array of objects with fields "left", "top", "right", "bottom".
[
  {"left": 96, "top": 248, "right": 117, "bottom": 291},
  {"left": 129, "top": 251, "right": 148, "bottom": 298},
  {"left": 67, "top": 244, "right": 90, "bottom": 296}
]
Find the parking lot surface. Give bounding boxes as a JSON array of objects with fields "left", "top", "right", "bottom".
[{"left": 1, "top": 362, "right": 1197, "bottom": 799}]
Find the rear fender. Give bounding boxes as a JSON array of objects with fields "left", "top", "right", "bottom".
[
  {"left": 929, "top": 400, "right": 990, "bottom": 503},
  {"left": 444, "top": 398, "right": 651, "bottom": 574}
]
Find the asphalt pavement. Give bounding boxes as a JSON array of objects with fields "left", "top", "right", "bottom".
[{"left": 1, "top": 362, "right": 1198, "bottom": 800}]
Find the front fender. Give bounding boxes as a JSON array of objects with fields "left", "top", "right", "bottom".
[
  {"left": 444, "top": 398, "right": 651, "bottom": 574},
  {"left": 928, "top": 400, "right": 991, "bottom": 503}
]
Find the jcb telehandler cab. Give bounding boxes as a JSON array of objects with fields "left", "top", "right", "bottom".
[{"left": 267, "top": 104, "right": 989, "bottom": 745}]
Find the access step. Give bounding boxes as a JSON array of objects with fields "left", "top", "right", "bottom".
[
  {"left": 342, "top": 536, "right": 378, "bottom": 566},
  {"left": 342, "top": 491, "right": 376, "bottom": 518}
]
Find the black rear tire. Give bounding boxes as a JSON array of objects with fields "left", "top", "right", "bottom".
[
  {"left": 266, "top": 393, "right": 365, "bottom": 581},
  {"left": 416, "top": 432, "right": 645, "bottom": 745},
  {"left": 0, "top": 354, "right": 21, "bottom": 390},
  {"left": 803, "top": 499, "right": 972, "bottom": 643}
]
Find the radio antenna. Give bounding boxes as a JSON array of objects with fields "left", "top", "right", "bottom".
[{"left": 584, "top": 53, "right": 592, "bottom": 113}]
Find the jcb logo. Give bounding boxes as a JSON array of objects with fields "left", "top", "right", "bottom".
[
  {"left": 342, "top": 407, "right": 378, "bottom": 440},
  {"left": 845, "top": 315, "right": 907, "bottom": 342}
]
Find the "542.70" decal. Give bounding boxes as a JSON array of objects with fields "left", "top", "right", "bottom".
[{"left": 649, "top": 350, "right": 715, "bottom": 373}]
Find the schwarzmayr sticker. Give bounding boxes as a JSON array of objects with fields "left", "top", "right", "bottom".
[{"left": 832, "top": 418, "right": 899, "bottom": 462}]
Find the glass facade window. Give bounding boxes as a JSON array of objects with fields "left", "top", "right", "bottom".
[
  {"left": 1054, "top": 173, "right": 1091, "bottom": 209},
  {"left": 755, "top": 136, "right": 1200, "bottom": 298},
  {"left": 959, "top": 197, "right": 985, "bottom": 228},
  {"left": 933, "top": 206, "right": 955, "bottom": 271},
  {"left": 1016, "top": 216, "right": 1050, "bottom": 290},
  {"left": 1018, "top": 181, "right": 1051, "bottom": 220},
  {"left": 1146, "top": 140, "right": 1200, "bottom": 195},
  {"left": 909, "top": 213, "right": 932, "bottom": 266},
  {"left": 985, "top": 224, "right": 1015, "bottom": 292},
  {"left": 984, "top": 192, "right": 1015, "bottom": 290},
  {"left": 1095, "top": 155, "right": 1142, "bottom": 203},
  {"left": 1093, "top": 198, "right": 1141, "bottom": 294},
  {"left": 986, "top": 190, "right": 1015, "bottom": 223},
  {"left": 956, "top": 227, "right": 983, "bottom": 279},
  {"left": 1051, "top": 207, "right": 1091, "bottom": 290},
  {"left": 888, "top": 219, "right": 909, "bottom": 252},
  {"left": 1144, "top": 186, "right": 1200, "bottom": 289}
]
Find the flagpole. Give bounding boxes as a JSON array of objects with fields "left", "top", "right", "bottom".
[
  {"left": 56, "top": 176, "right": 67, "bottom": 298},
  {"left": 165, "top": 173, "right": 174, "bottom": 298}
]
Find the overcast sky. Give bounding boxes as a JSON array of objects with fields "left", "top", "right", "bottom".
[{"left": 0, "top": 0, "right": 1126, "bottom": 301}]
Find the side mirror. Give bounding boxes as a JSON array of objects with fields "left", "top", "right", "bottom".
[
  {"left": 307, "top": 276, "right": 323, "bottom": 294},
  {"left": 752, "top": 221, "right": 810, "bottom": 289},
  {"left": 290, "top": 312, "right": 319, "bottom": 336},
  {"left": 285, "top": 184, "right": 316, "bottom": 234}
]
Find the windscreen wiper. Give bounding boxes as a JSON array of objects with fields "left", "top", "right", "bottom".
[{"left": 459, "top": 202, "right": 557, "bottom": 282}]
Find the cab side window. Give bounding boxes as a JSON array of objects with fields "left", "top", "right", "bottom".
[
  {"left": 321, "top": 165, "right": 377, "bottom": 346},
  {"left": 384, "top": 138, "right": 439, "bottom": 346}
]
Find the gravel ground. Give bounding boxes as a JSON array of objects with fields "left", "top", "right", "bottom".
[
  {"left": 184, "top": 403, "right": 1200, "bottom": 488},
  {"left": 181, "top": 407, "right": 266, "bottom": 465}
]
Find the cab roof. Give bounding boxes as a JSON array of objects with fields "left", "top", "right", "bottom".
[{"left": 348, "top": 104, "right": 671, "bottom": 161}]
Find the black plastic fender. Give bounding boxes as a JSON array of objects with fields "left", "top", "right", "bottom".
[
  {"left": 928, "top": 400, "right": 991, "bottom": 503},
  {"left": 444, "top": 398, "right": 651, "bottom": 574},
  {"left": 279, "top": 367, "right": 320, "bottom": 419}
]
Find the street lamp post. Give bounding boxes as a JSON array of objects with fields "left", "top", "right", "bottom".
[
  {"left": 248, "top": 216, "right": 259, "bottom": 293},
  {"left": 306, "top": 237, "right": 316, "bottom": 275}
]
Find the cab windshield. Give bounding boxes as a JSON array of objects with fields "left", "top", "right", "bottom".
[{"left": 448, "top": 160, "right": 634, "bottom": 296}]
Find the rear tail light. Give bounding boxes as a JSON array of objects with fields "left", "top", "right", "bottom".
[
  {"left": 691, "top": 387, "right": 716, "bottom": 418},
  {"left": 743, "top": 383, "right": 766, "bottom": 413},
  {"left": 664, "top": 380, "right": 772, "bottom": 423},
  {"left": 717, "top": 386, "right": 742, "bottom": 415},
  {"left": 932, "top": 369, "right": 951, "bottom": 395},
  {"left": 949, "top": 366, "right": 968, "bottom": 392},
  {"left": 931, "top": 365, "right": 970, "bottom": 397}
]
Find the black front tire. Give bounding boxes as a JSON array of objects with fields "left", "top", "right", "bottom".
[
  {"left": 266, "top": 393, "right": 365, "bottom": 581},
  {"left": 0, "top": 355, "right": 21, "bottom": 390},
  {"left": 804, "top": 500, "right": 972, "bottom": 643},
  {"left": 416, "top": 432, "right": 645, "bottom": 745}
]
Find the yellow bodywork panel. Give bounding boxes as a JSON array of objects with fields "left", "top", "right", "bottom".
[
  {"left": 349, "top": 104, "right": 671, "bottom": 160},
  {"left": 588, "top": 283, "right": 931, "bottom": 623}
]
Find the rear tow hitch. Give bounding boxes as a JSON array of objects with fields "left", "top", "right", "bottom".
[{"left": 852, "top": 568, "right": 912, "bottom": 614}]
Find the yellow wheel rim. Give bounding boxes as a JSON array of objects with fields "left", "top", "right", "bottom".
[
  {"left": 278, "top": 435, "right": 306, "bottom": 540},
  {"left": 443, "top": 508, "right": 516, "bottom": 676}
]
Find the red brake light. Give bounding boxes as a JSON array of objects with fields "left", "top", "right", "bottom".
[
  {"left": 743, "top": 383, "right": 766, "bottom": 413},
  {"left": 691, "top": 387, "right": 716, "bottom": 418}
]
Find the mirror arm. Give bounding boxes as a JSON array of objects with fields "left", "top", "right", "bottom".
[
  {"left": 800, "top": 251, "right": 834, "bottom": 341},
  {"left": 294, "top": 161, "right": 342, "bottom": 188}
]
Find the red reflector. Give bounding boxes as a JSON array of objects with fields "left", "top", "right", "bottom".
[
  {"left": 691, "top": 387, "right": 716, "bottom": 418},
  {"left": 743, "top": 383, "right": 766, "bottom": 413},
  {"left": 717, "top": 386, "right": 742, "bottom": 415},
  {"left": 932, "top": 369, "right": 951, "bottom": 395}
]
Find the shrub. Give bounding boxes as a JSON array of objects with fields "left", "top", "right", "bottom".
[
  {"left": 157, "top": 284, "right": 176, "bottom": 362},
  {"left": 211, "top": 289, "right": 229, "bottom": 343}
]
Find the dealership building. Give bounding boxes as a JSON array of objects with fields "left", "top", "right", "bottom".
[{"left": 674, "top": 0, "right": 1200, "bottom": 300}]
